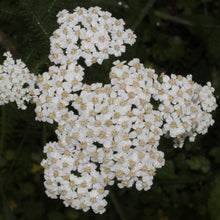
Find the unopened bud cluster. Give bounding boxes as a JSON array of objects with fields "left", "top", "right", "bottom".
[{"left": 0, "top": 6, "right": 217, "bottom": 214}]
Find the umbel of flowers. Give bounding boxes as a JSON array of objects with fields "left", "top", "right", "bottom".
[{"left": 0, "top": 6, "right": 217, "bottom": 214}]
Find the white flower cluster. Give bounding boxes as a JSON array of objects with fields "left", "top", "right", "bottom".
[
  {"left": 35, "top": 58, "right": 217, "bottom": 214},
  {"left": 156, "top": 74, "right": 217, "bottom": 147},
  {"left": 35, "top": 63, "right": 84, "bottom": 124},
  {"left": 0, "top": 6, "right": 217, "bottom": 214},
  {"left": 0, "top": 52, "right": 37, "bottom": 109},
  {"left": 49, "top": 6, "right": 136, "bottom": 66}
]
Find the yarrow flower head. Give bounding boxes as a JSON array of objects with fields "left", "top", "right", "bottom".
[
  {"left": 0, "top": 52, "right": 37, "bottom": 109},
  {"left": 0, "top": 6, "right": 217, "bottom": 214},
  {"left": 49, "top": 6, "right": 136, "bottom": 66}
]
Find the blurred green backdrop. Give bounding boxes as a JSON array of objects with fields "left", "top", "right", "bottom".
[{"left": 0, "top": 0, "right": 220, "bottom": 219}]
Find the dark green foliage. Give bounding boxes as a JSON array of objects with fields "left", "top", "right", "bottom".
[{"left": 0, "top": 0, "right": 220, "bottom": 219}]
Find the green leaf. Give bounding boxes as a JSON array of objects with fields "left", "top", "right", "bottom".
[
  {"left": 174, "top": 153, "right": 187, "bottom": 170},
  {"left": 208, "top": 182, "right": 220, "bottom": 220},
  {"left": 0, "top": 178, "right": 16, "bottom": 220},
  {"left": 0, "top": 157, "right": 7, "bottom": 168},
  {"left": 207, "top": 29, "right": 220, "bottom": 63},
  {"left": 23, "top": 200, "right": 45, "bottom": 219},
  {"left": 48, "top": 211, "right": 64, "bottom": 220},
  {"left": 0, "top": 0, "right": 14, "bottom": 21},
  {"left": 5, "top": 150, "right": 15, "bottom": 161},
  {"left": 210, "top": 147, "right": 220, "bottom": 164},
  {"left": 157, "top": 160, "right": 176, "bottom": 180},
  {"left": 65, "top": 209, "right": 79, "bottom": 219},
  {"left": 187, "top": 156, "right": 210, "bottom": 173},
  {"left": 21, "top": 183, "right": 35, "bottom": 195}
]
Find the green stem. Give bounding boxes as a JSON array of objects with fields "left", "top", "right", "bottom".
[
  {"left": 155, "top": 10, "right": 194, "bottom": 26},
  {"left": 155, "top": 10, "right": 220, "bottom": 28},
  {"left": 0, "top": 106, "right": 6, "bottom": 155},
  {"left": 109, "top": 190, "right": 127, "bottom": 220},
  {"left": 132, "top": 0, "right": 156, "bottom": 30},
  {"left": 47, "top": 0, "right": 57, "bottom": 13},
  {"left": 5, "top": 130, "right": 28, "bottom": 186}
]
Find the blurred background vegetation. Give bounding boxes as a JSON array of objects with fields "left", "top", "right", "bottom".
[{"left": 0, "top": 0, "right": 220, "bottom": 219}]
